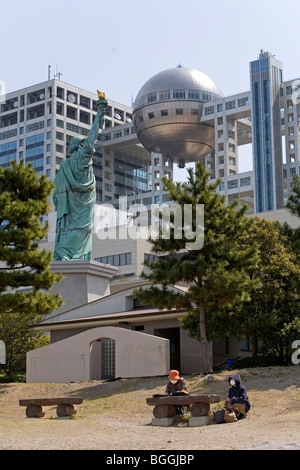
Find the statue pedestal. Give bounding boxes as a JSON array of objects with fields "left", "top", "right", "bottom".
[{"left": 50, "top": 260, "right": 118, "bottom": 315}]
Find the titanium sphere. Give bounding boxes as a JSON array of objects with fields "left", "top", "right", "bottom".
[{"left": 132, "top": 67, "right": 223, "bottom": 167}]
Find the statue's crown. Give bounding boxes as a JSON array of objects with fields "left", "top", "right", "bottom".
[{"left": 97, "top": 90, "right": 106, "bottom": 99}]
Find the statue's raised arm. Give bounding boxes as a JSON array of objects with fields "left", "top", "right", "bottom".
[
  {"left": 81, "top": 91, "right": 108, "bottom": 150},
  {"left": 53, "top": 92, "right": 108, "bottom": 261},
  {"left": 68, "top": 91, "right": 108, "bottom": 165}
]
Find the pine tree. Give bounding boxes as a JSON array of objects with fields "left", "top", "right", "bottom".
[
  {"left": 134, "top": 162, "right": 259, "bottom": 373},
  {"left": 0, "top": 161, "right": 62, "bottom": 370}
]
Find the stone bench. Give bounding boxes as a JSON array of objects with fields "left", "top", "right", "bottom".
[
  {"left": 19, "top": 397, "right": 84, "bottom": 418},
  {"left": 146, "top": 394, "right": 220, "bottom": 426}
]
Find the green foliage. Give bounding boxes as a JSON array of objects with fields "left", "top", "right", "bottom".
[
  {"left": 206, "top": 218, "right": 300, "bottom": 355},
  {"left": 0, "top": 161, "right": 63, "bottom": 374},
  {"left": 286, "top": 174, "right": 300, "bottom": 218},
  {"left": 276, "top": 222, "right": 300, "bottom": 260},
  {"left": 0, "top": 309, "right": 50, "bottom": 373},
  {"left": 0, "top": 372, "right": 26, "bottom": 383}
]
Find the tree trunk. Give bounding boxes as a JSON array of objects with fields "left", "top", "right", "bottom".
[{"left": 199, "top": 300, "right": 212, "bottom": 373}]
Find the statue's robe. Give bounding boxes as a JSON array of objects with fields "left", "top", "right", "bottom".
[{"left": 53, "top": 140, "right": 96, "bottom": 260}]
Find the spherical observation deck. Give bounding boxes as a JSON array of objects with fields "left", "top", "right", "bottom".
[{"left": 132, "top": 67, "right": 223, "bottom": 167}]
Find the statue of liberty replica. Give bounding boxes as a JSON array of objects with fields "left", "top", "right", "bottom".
[{"left": 53, "top": 91, "right": 107, "bottom": 261}]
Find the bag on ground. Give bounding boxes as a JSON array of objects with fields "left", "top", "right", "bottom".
[{"left": 224, "top": 410, "right": 237, "bottom": 423}]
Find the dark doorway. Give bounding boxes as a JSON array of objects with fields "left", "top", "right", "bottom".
[
  {"left": 154, "top": 328, "right": 180, "bottom": 371},
  {"left": 101, "top": 338, "right": 115, "bottom": 380}
]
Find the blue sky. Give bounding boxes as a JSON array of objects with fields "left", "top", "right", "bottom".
[{"left": 1, "top": 0, "right": 300, "bottom": 176}]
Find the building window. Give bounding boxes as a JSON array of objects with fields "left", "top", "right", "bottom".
[
  {"left": 56, "top": 119, "right": 64, "bottom": 128},
  {"left": 289, "top": 141, "right": 295, "bottom": 150},
  {"left": 0, "top": 112, "right": 18, "bottom": 128},
  {"left": 56, "top": 132, "right": 64, "bottom": 141},
  {"left": 113, "top": 130, "right": 122, "bottom": 139},
  {"left": 228, "top": 179, "right": 238, "bottom": 190},
  {"left": 67, "top": 106, "right": 77, "bottom": 120},
  {"left": 80, "top": 95, "right": 90, "bottom": 109},
  {"left": 95, "top": 252, "right": 132, "bottom": 266},
  {"left": 159, "top": 90, "right": 170, "bottom": 100},
  {"left": 26, "top": 121, "right": 44, "bottom": 133},
  {"left": 217, "top": 104, "right": 223, "bottom": 112},
  {"left": 204, "top": 105, "right": 214, "bottom": 116},
  {"left": 144, "top": 253, "right": 160, "bottom": 263},
  {"left": 0, "top": 129, "right": 17, "bottom": 140},
  {"left": 240, "top": 177, "right": 251, "bottom": 187},
  {"left": 238, "top": 97, "right": 248, "bottom": 107},
  {"left": 134, "top": 326, "right": 144, "bottom": 331},
  {"left": 147, "top": 92, "right": 156, "bottom": 104},
  {"left": 56, "top": 144, "right": 64, "bottom": 154},
  {"left": 176, "top": 108, "right": 183, "bottom": 115},
  {"left": 225, "top": 100, "right": 236, "bottom": 110},
  {"left": 80, "top": 110, "right": 90, "bottom": 125},
  {"left": 25, "top": 133, "right": 44, "bottom": 171},
  {"left": 148, "top": 112, "right": 154, "bottom": 119},
  {"left": 161, "top": 109, "right": 168, "bottom": 116},
  {"left": 173, "top": 89, "right": 185, "bottom": 99},
  {"left": 57, "top": 87, "right": 64, "bottom": 100},
  {"left": 0, "top": 140, "right": 17, "bottom": 166},
  {"left": 191, "top": 108, "right": 198, "bottom": 115}
]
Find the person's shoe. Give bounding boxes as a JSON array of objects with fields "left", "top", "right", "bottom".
[{"left": 237, "top": 413, "right": 246, "bottom": 420}]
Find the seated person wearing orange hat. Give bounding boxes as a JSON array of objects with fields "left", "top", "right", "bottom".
[
  {"left": 165, "top": 370, "right": 188, "bottom": 395},
  {"left": 165, "top": 370, "right": 188, "bottom": 415}
]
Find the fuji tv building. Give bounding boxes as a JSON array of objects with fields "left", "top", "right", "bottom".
[{"left": 96, "top": 49, "right": 300, "bottom": 227}]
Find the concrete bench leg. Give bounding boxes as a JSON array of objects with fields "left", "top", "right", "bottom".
[
  {"left": 151, "top": 404, "right": 176, "bottom": 426},
  {"left": 26, "top": 405, "right": 45, "bottom": 418},
  {"left": 189, "top": 416, "right": 211, "bottom": 427},
  {"left": 189, "top": 403, "right": 211, "bottom": 427},
  {"left": 153, "top": 404, "right": 176, "bottom": 418},
  {"left": 56, "top": 404, "right": 77, "bottom": 417}
]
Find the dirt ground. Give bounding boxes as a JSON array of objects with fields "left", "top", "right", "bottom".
[{"left": 0, "top": 366, "right": 299, "bottom": 451}]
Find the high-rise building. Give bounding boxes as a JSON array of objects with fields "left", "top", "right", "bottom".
[{"left": 250, "top": 50, "right": 284, "bottom": 213}]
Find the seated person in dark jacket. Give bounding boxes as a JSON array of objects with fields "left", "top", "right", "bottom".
[
  {"left": 165, "top": 370, "right": 188, "bottom": 415},
  {"left": 225, "top": 373, "right": 250, "bottom": 419}
]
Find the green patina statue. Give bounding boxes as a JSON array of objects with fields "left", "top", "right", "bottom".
[{"left": 53, "top": 91, "right": 108, "bottom": 261}]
